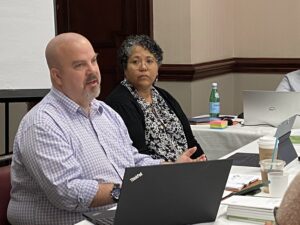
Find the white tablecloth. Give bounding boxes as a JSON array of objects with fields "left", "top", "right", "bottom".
[
  {"left": 191, "top": 124, "right": 276, "bottom": 160},
  {"left": 199, "top": 139, "right": 300, "bottom": 225},
  {"left": 76, "top": 138, "right": 300, "bottom": 225}
]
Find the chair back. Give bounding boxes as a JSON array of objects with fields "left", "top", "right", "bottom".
[{"left": 0, "top": 165, "right": 11, "bottom": 225}]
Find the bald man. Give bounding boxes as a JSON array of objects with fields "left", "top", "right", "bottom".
[{"left": 7, "top": 33, "right": 201, "bottom": 225}]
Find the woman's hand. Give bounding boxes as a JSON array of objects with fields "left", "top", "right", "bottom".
[
  {"left": 196, "top": 154, "right": 207, "bottom": 161},
  {"left": 176, "top": 147, "right": 207, "bottom": 163}
]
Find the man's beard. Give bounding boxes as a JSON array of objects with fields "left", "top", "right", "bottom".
[
  {"left": 86, "top": 85, "right": 101, "bottom": 102},
  {"left": 85, "top": 73, "right": 101, "bottom": 102}
]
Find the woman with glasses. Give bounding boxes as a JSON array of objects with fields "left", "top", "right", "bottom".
[{"left": 105, "top": 35, "right": 206, "bottom": 162}]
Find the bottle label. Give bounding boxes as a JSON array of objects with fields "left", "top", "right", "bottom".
[{"left": 209, "top": 102, "right": 220, "bottom": 114}]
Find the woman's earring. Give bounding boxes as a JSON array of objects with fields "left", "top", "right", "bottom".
[{"left": 155, "top": 75, "right": 158, "bottom": 83}]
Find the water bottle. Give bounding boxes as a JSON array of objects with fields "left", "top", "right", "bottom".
[{"left": 209, "top": 82, "right": 220, "bottom": 120}]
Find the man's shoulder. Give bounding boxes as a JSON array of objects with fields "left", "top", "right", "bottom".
[
  {"left": 286, "top": 69, "right": 300, "bottom": 78},
  {"left": 22, "top": 96, "right": 67, "bottom": 128}
]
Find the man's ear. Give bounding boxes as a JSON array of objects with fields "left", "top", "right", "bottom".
[{"left": 50, "top": 68, "right": 63, "bottom": 86}]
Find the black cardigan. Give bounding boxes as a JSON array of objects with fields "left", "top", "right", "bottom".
[{"left": 105, "top": 84, "right": 204, "bottom": 159}]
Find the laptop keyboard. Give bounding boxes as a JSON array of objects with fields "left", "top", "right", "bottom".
[{"left": 95, "top": 217, "right": 114, "bottom": 225}]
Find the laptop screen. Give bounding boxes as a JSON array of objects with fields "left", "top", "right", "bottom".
[{"left": 243, "top": 90, "right": 300, "bottom": 128}]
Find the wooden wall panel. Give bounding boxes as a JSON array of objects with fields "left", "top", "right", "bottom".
[
  {"left": 55, "top": 0, "right": 153, "bottom": 99},
  {"left": 159, "top": 58, "right": 300, "bottom": 81}
]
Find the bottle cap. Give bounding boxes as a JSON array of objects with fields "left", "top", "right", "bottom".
[{"left": 212, "top": 82, "right": 217, "bottom": 87}]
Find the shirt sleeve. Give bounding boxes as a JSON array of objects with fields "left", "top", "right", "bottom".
[
  {"left": 276, "top": 76, "right": 291, "bottom": 92},
  {"left": 112, "top": 107, "right": 162, "bottom": 167},
  {"left": 19, "top": 122, "right": 99, "bottom": 212}
]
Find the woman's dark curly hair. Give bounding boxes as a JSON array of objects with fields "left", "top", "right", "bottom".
[{"left": 118, "top": 34, "right": 163, "bottom": 71}]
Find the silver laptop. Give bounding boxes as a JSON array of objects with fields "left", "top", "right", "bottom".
[
  {"left": 243, "top": 90, "right": 300, "bottom": 128},
  {"left": 83, "top": 159, "right": 232, "bottom": 225}
]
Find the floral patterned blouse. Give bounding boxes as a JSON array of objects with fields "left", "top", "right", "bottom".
[{"left": 121, "top": 79, "right": 188, "bottom": 161}]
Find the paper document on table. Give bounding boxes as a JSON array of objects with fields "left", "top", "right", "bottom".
[
  {"left": 222, "top": 195, "right": 281, "bottom": 209},
  {"left": 189, "top": 116, "right": 211, "bottom": 124},
  {"left": 222, "top": 190, "right": 233, "bottom": 199},
  {"left": 189, "top": 114, "right": 237, "bottom": 124},
  {"left": 226, "top": 174, "right": 260, "bottom": 191},
  {"left": 108, "top": 206, "right": 117, "bottom": 210},
  {"left": 222, "top": 196, "right": 281, "bottom": 224}
]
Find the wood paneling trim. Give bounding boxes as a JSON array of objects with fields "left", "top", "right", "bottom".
[
  {"left": 159, "top": 58, "right": 300, "bottom": 81},
  {"left": 234, "top": 58, "right": 300, "bottom": 73}
]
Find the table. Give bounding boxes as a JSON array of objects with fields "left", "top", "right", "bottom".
[
  {"left": 201, "top": 138, "right": 300, "bottom": 225},
  {"left": 191, "top": 123, "right": 276, "bottom": 160},
  {"left": 76, "top": 139, "right": 300, "bottom": 225}
]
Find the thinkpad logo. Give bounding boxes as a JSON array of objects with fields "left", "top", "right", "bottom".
[{"left": 130, "top": 172, "right": 143, "bottom": 182}]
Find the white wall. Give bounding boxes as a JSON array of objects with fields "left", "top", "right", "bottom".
[
  {"left": 190, "top": 0, "right": 234, "bottom": 63},
  {"left": 0, "top": 0, "right": 54, "bottom": 89},
  {"left": 153, "top": 0, "right": 191, "bottom": 63},
  {"left": 153, "top": 0, "right": 299, "bottom": 116},
  {"left": 234, "top": 0, "right": 300, "bottom": 57},
  {"left": 0, "top": 0, "right": 54, "bottom": 154},
  {"left": 157, "top": 74, "right": 284, "bottom": 117},
  {"left": 154, "top": 0, "right": 300, "bottom": 63}
]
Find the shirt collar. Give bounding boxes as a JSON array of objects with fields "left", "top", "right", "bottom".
[{"left": 50, "top": 87, "right": 103, "bottom": 116}]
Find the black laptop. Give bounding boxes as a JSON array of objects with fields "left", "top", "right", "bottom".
[
  {"left": 227, "top": 114, "right": 298, "bottom": 167},
  {"left": 83, "top": 159, "right": 232, "bottom": 225}
]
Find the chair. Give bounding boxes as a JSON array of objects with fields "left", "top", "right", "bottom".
[{"left": 0, "top": 165, "right": 11, "bottom": 225}]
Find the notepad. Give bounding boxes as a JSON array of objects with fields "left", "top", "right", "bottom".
[
  {"left": 210, "top": 120, "right": 228, "bottom": 129},
  {"left": 225, "top": 174, "right": 260, "bottom": 192}
]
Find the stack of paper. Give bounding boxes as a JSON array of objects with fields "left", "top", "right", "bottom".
[
  {"left": 222, "top": 196, "right": 281, "bottom": 224},
  {"left": 188, "top": 116, "right": 211, "bottom": 124},
  {"left": 226, "top": 174, "right": 260, "bottom": 192},
  {"left": 188, "top": 114, "right": 237, "bottom": 125}
]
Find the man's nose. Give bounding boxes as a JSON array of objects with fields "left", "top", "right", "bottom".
[{"left": 87, "top": 62, "right": 99, "bottom": 73}]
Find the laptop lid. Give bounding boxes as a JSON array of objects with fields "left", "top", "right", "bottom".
[
  {"left": 84, "top": 159, "right": 232, "bottom": 225},
  {"left": 274, "top": 115, "right": 298, "bottom": 165},
  {"left": 115, "top": 159, "right": 232, "bottom": 225},
  {"left": 227, "top": 115, "right": 298, "bottom": 167},
  {"left": 243, "top": 90, "right": 300, "bottom": 128}
]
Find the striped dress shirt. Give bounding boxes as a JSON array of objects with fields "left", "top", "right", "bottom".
[{"left": 7, "top": 88, "right": 161, "bottom": 225}]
